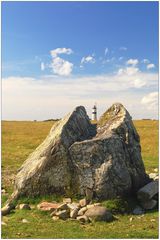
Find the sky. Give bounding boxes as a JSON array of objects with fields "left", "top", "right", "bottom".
[{"left": 2, "top": 1, "right": 159, "bottom": 120}]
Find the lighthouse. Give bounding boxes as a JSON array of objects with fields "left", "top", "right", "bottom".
[{"left": 92, "top": 104, "right": 97, "bottom": 121}]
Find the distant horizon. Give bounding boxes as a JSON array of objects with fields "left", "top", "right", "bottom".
[{"left": 2, "top": 2, "right": 158, "bottom": 120}]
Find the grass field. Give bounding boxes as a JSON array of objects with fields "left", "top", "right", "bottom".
[{"left": 1, "top": 120, "right": 159, "bottom": 239}]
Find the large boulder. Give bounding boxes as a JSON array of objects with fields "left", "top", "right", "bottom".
[
  {"left": 3, "top": 103, "right": 149, "bottom": 212},
  {"left": 10, "top": 106, "right": 96, "bottom": 200},
  {"left": 70, "top": 103, "right": 149, "bottom": 199}
]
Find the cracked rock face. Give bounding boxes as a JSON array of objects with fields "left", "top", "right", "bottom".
[{"left": 10, "top": 103, "right": 149, "bottom": 201}]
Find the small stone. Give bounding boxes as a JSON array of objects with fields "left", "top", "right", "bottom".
[
  {"left": 19, "top": 204, "right": 31, "bottom": 210},
  {"left": 56, "top": 210, "right": 70, "bottom": 220},
  {"left": 86, "top": 204, "right": 95, "bottom": 209},
  {"left": 70, "top": 209, "right": 78, "bottom": 219},
  {"left": 63, "top": 198, "right": 72, "bottom": 204},
  {"left": 77, "top": 215, "right": 89, "bottom": 223},
  {"left": 1, "top": 189, "right": 6, "bottom": 194},
  {"left": 37, "top": 201, "right": 60, "bottom": 211},
  {"left": 52, "top": 216, "right": 59, "bottom": 221},
  {"left": 132, "top": 206, "right": 144, "bottom": 215},
  {"left": 1, "top": 221, "right": 7, "bottom": 225},
  {"left": 85, "top": 206, "right": 113, "bottom": 222},
  {"left": 50, "top": 210, "right": 57, "bottom": 217},
  {"left": 57, "top": 203, "right": 68, "bottom": 211},
  {"left": 22, "top": 219, "right": 29, "bottom": 223},
  {"left": 129, "top": 217, "right": 133, "bottom": 222},
  {"left": 151, "top": 219, "right": 156, "bottom": 222},
  {"left": 149, "top": 173, "right": 158, "bottom": 180},
  {"left": 79, "top": 198, "right": 87, "bottom": 207},
  {"left": 78, "top": 207, "right": 87, "bottom": 216},
  {"left": 154, "top": 168, "right": 158, "bottom": 173},
  {"left": 67, "top": 203, "right": 80, "bottom": 210}
]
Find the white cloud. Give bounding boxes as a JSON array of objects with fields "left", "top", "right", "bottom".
[
  {"left": 126, "top": 58, "right": 139, "bottom": 66},
  {"left": 49, "top": 47, "right": 74, "bottom": 76},
  {"left": 133, "top": 79, "right": 146, "bottom": 88},
  {"left": 142, "top": 59, "right": 150, "bottom": 64},
  {"left": 2, "top": 71, "right": 158, "bottom": 120},
  {"left": 50, "top": 48, "right": 73, "bottom": 58},
  {"left": 147, "top": 63, "right": 155, "bottom": 69},
  {"left": 41, "top": 62, "right": 45, "bottom": 71},
  {"left": 119, "top": 47, "right": 127, "bottom": 51},
  {"left": 141, "top": 92, "right": 158, "bottom": 110},
  {"left": 104, "top": 48, "right": 109, "bottom": 55},
  {"left": 50, "top": 57, "right": 73, "bottom": 76},
  {"left": 118, "top": 67, "right": 139, "bottom": 76},
  {"left": 81, "top": 55, "right": 95, "bottom": 65}
]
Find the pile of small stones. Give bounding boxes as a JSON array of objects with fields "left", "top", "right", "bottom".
[{"left": 36, "top": 198, "right": 113, "bottom": 223}]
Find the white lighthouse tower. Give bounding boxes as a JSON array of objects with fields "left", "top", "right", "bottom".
[{"left": 92, "top": 104, "right": 97, "bottom": 121}]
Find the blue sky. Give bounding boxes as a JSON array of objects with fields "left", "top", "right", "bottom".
[{"left": 2, "top": 1, "right": 159, "bottom": 120}]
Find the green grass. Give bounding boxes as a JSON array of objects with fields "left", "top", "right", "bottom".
[
  {"left": 2, "top": 208, "right": 158, "bottom": 239},
  {"left": 1, "top": 120, "right": 159, "bottom": 238}
]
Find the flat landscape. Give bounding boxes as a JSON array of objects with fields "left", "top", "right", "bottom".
[{"left": 1, "top": 120, "right": 158, "bottom": 239}]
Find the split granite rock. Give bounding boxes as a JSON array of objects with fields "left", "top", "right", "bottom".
[
  {"left": 2, "top": 103, "right": 149, "bottom": 214},
  {"left": 69, "top": 103, "right": 149, "bottom": 199}
]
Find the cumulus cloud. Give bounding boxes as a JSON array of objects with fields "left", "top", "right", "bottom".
[
  {"left": 80, "top": 55, "right": 95, "bottom": 65},
  {"left": 104, "top": 48, "right": 109, "bottom": 55},
  {"left": 141, "top": 92, "right": 158, "bottom": 110},
  {"left": 50, "top": 57, "right": 73, "bottom": 76},
  {"left": 142, "top": 59, "right": 150, "bottom": 64},
  {"left": 147, "top": 63, "right": 155, "bottom": 69},
  {"left": 50, "top": 48, "right": 73, "bottom": 58},
  {"left": 126, "top": 58, "right": 139, "bottom": 66},
  {"left": 49, "top": 47, "right": 74, "bottom": 76},
  {"left": 119, "top": 47, "right": 127, "bottom": 51},
  {"left": 118, "top": 67, "right": 139, "bottom": 76},
  {"left": 41, "top": 62, "right": 45, "bottom": 71}
]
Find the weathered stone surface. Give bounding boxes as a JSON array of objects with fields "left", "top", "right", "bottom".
[
  {"left": 85, "top": 206, "right": 113, "bottom": 222},
  {"left": 77, "top": 215, "right": 89, "bottom": 223},
  {"left": 19, "top": 204, "right": 31, "bottom": 210},
  {"left": 22, "top": 218, "right": 29, "bottom": 223},
  {"left": 52, "top": 216, "right": 59, "bottom": 221},
  {"left": 50, "top": 210, "right": 57, "bottom": 217},
  {"left": 1, "top": 203, "right": 15, "bottom": 216},
  {"left": 79, "top": 198, "right": 88, "bottom": 207},
  {"left": 57, "top": 203, "right": 68, "bottom": 211},
  {"left": 55, "top": 210, "right": 70, "bottom": 220},
  {"left": 137, "top": 180, "right": 158, "bottom": 202},
  {"left": 86, "top": 204, "right": 95, "bottom": 209},
  {"left": 1, "top": 221, "right": 7, "bottom": 226},
  {"left": 70, "top": 103, "right": 149, "bottom": 199},
  {"left": 149, "top": 173, "right": 158, "bottom": 180},
  {"left": 140, "top": 199, "right": 157, "bottom": 210},
  {"left": 37, "top": 201, "right": 60, "bottom": 211},
  {"left": 67, "top": 203, "right": 80, "bottom": 210},
  {"left": 70, "top": 209, "right": 78, "bottom": 219},
  {"left": 12, "top": 106, "right": 95, "bottom": 198},
  {"left": 78, "top": 207, "right": 87, "bottom": 216},
  {"left": 3, "top": 103, "right": 149, "bottom": 214},
  {"left": 132, "top": 206, "right": 144, "bottom": 215}
]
